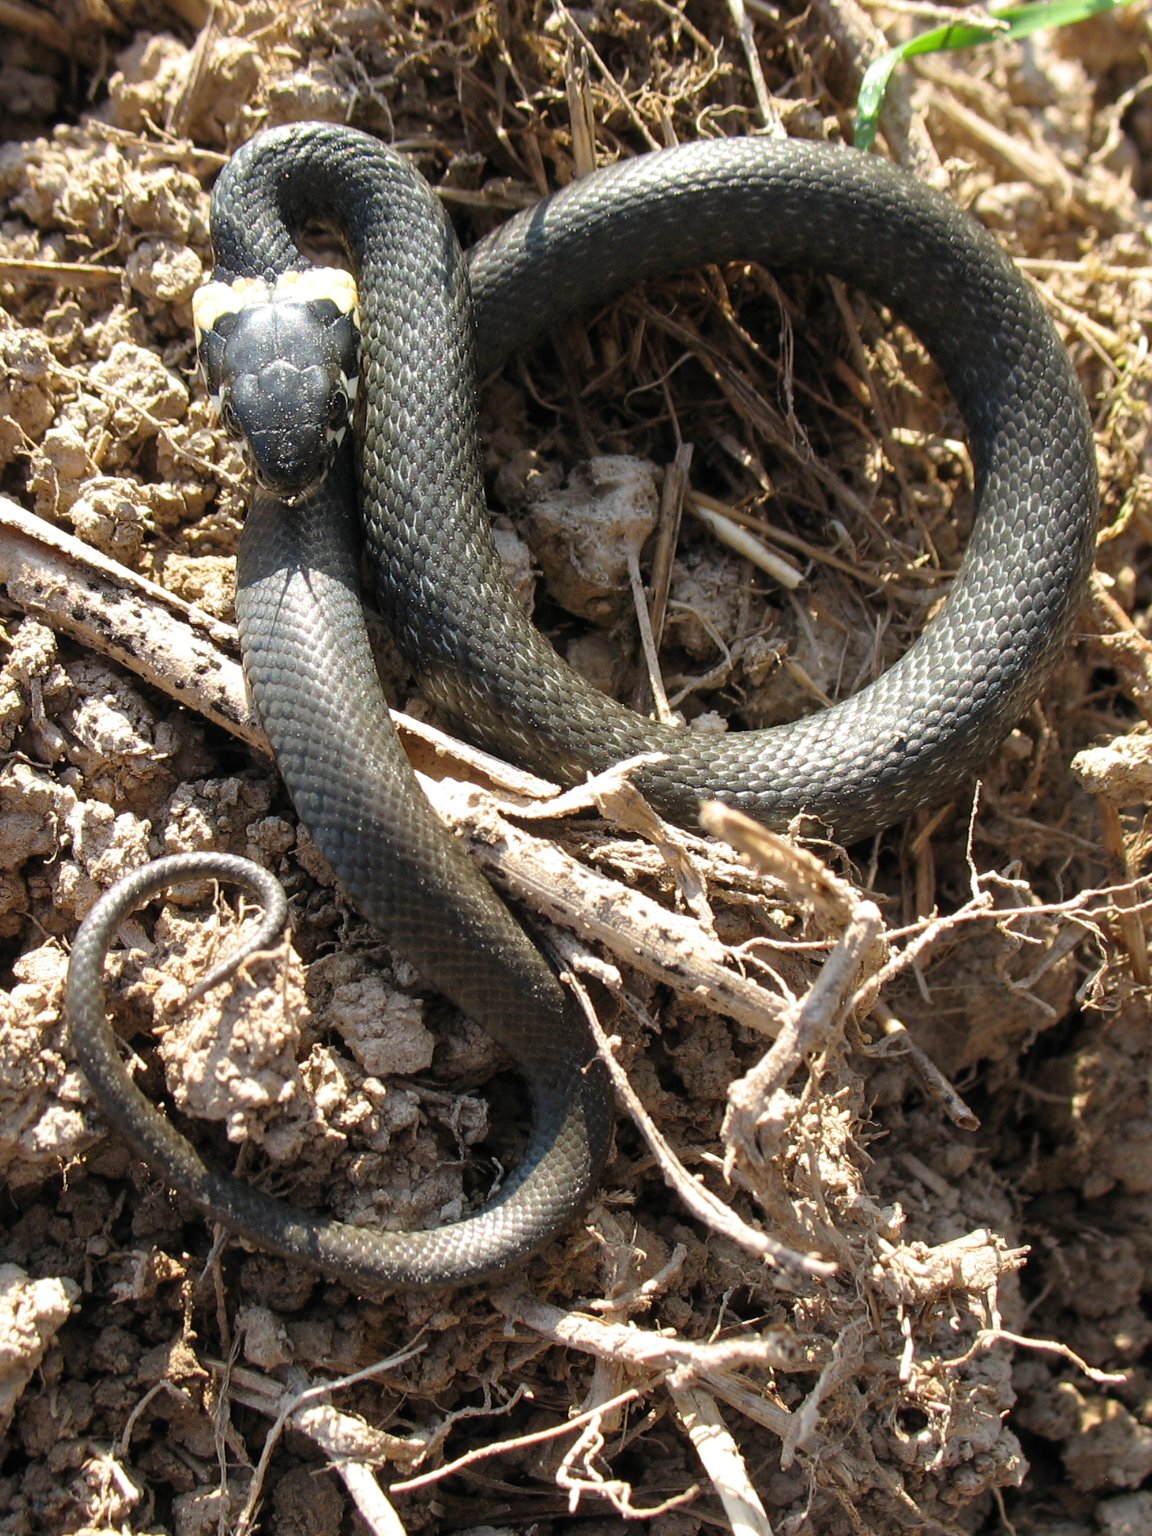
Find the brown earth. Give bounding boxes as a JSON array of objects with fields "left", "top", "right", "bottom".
[{"left": 1, "top": 2, "right": 1151, "bottom": 1533}]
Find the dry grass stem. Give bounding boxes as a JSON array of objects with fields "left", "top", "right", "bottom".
[{"left": 671, "top": 1382, "right": 776, "bottom": 1536}]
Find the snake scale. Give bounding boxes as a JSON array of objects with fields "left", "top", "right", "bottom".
[{"left": 66, "top": 124, "right": 1097, "bottom": 1290}]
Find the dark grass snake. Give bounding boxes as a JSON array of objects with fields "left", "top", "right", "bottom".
[{"left": 66, "top": 123, "right": 1097, "bottom": 1291}]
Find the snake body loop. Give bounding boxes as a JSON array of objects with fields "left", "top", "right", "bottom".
[{"left": 67, "top": 123, "right": 1096, "bottom": 1290}]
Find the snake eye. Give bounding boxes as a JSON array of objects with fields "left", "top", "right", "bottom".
[{"left": 328, "top": 387, "right": 349, "bottom": 431}]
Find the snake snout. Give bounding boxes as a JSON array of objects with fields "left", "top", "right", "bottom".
[{"left": 230, "top": 360, "right": 344, "bottom": 498}]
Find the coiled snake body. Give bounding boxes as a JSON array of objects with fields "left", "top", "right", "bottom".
[{"left": 67, "top": 124, "right": 1097, "bottom": 1290}]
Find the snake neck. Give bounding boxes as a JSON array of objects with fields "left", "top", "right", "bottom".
[{"left": 210, "top": 121, "right": 512, "bottom": 677}]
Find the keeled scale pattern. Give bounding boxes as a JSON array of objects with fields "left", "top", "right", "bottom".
[{"left": 459, "top": 141, "right": 1098, "bottom": 841}]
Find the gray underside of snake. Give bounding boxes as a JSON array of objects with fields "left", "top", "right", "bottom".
[{"left": 67, "top": 123, "right": 1097, "bottom": 1290}]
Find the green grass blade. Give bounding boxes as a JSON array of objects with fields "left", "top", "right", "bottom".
[{"left": 855, "top": 0, "right": 1139, "bottom": 151}]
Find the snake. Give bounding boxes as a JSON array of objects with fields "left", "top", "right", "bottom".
[{"left": 65, "top": 122, "right": 1097, "bottom": 1292}]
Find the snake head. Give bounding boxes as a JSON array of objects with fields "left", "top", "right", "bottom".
[{"left": 193, "top": 268, "right": 360, "bottom": 500}]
